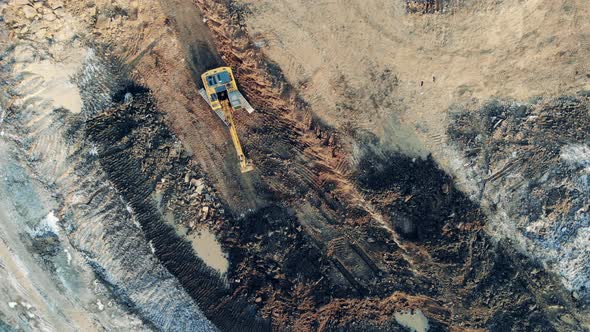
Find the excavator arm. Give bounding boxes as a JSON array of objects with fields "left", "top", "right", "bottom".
[{"left": 219, "top": 97, "right": 254, "bottom": 173}]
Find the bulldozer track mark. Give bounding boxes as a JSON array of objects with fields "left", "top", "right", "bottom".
[
  {"left": 349, "top": 240, "right": 383, "bottom": 275},
  {"left": 126, "top": 33, "right": 166, "bottom": 69},
  {"left": 334, "top": 158, "right": 352, "bottom": 176},
  {"left": 330, "top": 256, "right": 367, "bottom": 293},
  {"left": 485, "top": 157, "right": 521, "bottom": 183}
]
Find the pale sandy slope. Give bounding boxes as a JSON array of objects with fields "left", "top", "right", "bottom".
[{"left": 239, "top": 0, "right": 589, "bottom": 157}]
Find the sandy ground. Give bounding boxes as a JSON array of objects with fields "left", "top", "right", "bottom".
[{"left": 238, "top": 0, "right": 590, "bottom": 158}]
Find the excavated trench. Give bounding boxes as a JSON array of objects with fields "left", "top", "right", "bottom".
[
  {"left": 66, "top": 2, "right": 586, "bottom": 331},
  {"left": 80, "top": 53, "right": 578, "bottom": 330}
]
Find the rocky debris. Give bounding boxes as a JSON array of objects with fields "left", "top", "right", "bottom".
[
  {"left": 448, "top": 94, "right": 590, "bottom": 302},
  {"left": 1, "top": 0, "right": 71, "bottom": 41},
  {"left": 406, "top": 0, "right": 445, "bottom": 14},
  {"left": 159, "top": 166, "right": 222, "bottom": 225}
]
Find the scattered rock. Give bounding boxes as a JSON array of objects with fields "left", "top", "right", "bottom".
[
  {"left": 560, "top": 314, "right": 575, "bottom": 325},
  {"left": 201, "top": 206, "right": 210, "bottom": 220},
  {"left": 22, "top": 5, "right": 37, "bottom": 19},
  {"left": 44, "top": 13, "right": 57, "bottom": 22},
  {"left": 54, "top": 7, "right": 65, "bottom": 17},
  {"left": 190, "top": 178, "right": 203, "bottom": 189},
  {"left": 48, "top": 0, "right": 64, "bottom": 10},
  {"left": 96, "top": 299, "right": 104, "bottom": 311},
  {"left": 572, "top": 291, "right": 580, "bottom": 301}
]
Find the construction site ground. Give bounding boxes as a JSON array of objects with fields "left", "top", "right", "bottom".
[
  {"left": 1, "top": 0, "right": 589, "bottom": 331},
  {"left": 66, "top": 0, "right": 590, "bottom": 330}
]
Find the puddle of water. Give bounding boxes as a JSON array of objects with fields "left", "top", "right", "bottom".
[
  {"left": 17, "top": 47, "right": 86, "bottom": 114},
  {"left": 394, "top": 309, "right": 429, "bottom": 332},
  {"left": 187, "top": 227, "right": 229, "bottom": 275},
  {"left": 23, "top": 61, "right": 83, "bottom": 113},
  {"left": 159, "top": 194, "right": 229, "bottom": 274}
]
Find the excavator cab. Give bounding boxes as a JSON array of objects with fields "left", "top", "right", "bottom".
[{"left": 199, "top": 67, "right": 254, "bottom": 173}]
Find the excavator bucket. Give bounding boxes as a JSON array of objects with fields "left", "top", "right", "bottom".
[{"left": 240, "top": 161, "right": 255, "bottom": 173}]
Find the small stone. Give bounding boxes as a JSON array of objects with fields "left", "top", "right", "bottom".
[
  {"left": 22, "top": 5, "right": 37, "bottom": 19},
  {"left": 96, "top": 299, "right": 104, "bottom": 311},
  {"left": 572, "top": 291, "right": 580, "bottom": 300},
  {"left": 201, "top": 206, "right": 210, "bottom": 219},
  {"left": 34, "top": 28, "right": 47, "bottom": 39},
  {"left": 129, "top": 1, "right": 139, "bottom": 20},
  {"left": 190, "top": 178, "right": 203, "bottom": 188},
  {"left": 255, "top": 297, "right": 262, "bottom": 303},
  {"left": 253, "top": 40, "right": 266, "bottom": 48},
  {"left": 560, "top": 314, "right": 575, "bottom": 325},
  {"left": 195, "top": 184, "right": 205, "bottom": 195},
  {"left": 124, "top": 92, "right": 133, "bottom": 104},
  {"left": 86, "top": 6, "right": 97, "bottom": 18},
  {"left": 95, "top": 14, "right": 109, "bottom": 28},
  {"left": 53, "top": 7, "right": 65, "bottom": 17},
  {"left": 44, "top": 13, "right": 56, "bottom": 21},
  {"left": 47, "top": 0, "right": 64, "bottom": 10}
]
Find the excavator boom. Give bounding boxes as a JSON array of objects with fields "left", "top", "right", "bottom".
[{"left": 220, "top": 98, "right": 254, "bottom": 173}]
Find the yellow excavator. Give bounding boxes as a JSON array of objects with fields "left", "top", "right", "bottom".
[{"left": 199, "top": 66, "right": 254, "bottom": 173}]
